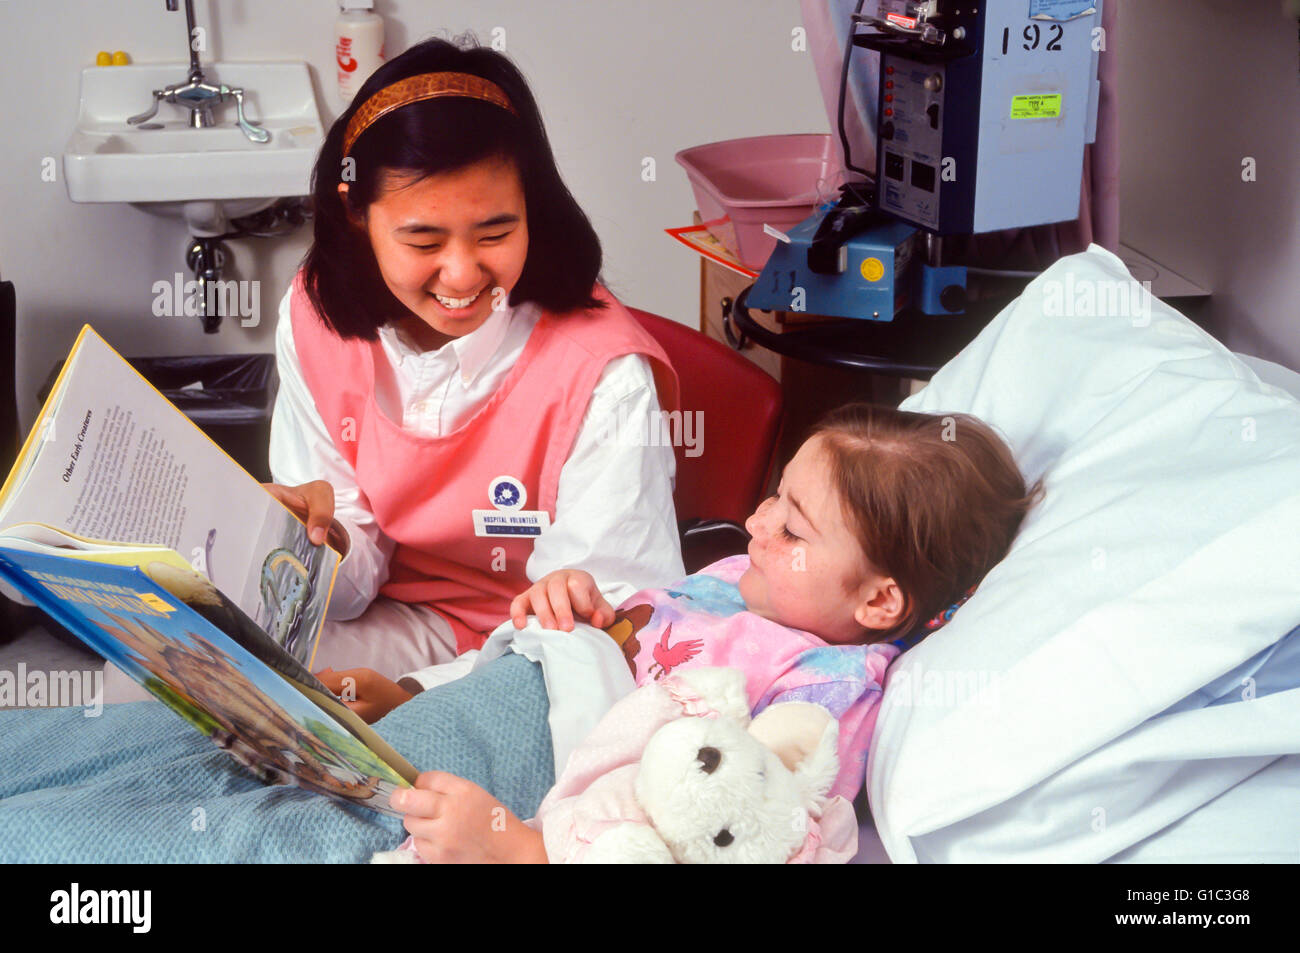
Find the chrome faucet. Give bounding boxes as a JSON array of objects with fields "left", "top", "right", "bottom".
[
  {"left": 126, "top": 0, "right": 270, "bottom": 143},
  {"left": 166, "top": 0, "right": 204, "bottom": 87}
]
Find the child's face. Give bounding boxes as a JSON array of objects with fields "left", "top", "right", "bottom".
[
  {"left": 739, "top": 435, "right": 901, "bottom": 644},
  {"left": 348, "top": 154, "right": 529, "bottom": 344}
]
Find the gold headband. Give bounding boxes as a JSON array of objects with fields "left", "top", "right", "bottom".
[{"left": 342, "top": 71, "right": 519, "bottom": 157}]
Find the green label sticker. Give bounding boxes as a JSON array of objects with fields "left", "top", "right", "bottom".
[{"left": 1010, "top": 93, "right": 1062, "bottom": 118}]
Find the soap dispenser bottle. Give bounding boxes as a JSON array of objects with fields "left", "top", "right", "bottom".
[{"left": 336, "top": 0, "right": 385, "bottom": 104}]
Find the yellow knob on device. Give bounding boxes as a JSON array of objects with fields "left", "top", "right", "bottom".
[{"left": 860, "top": 257, "right": 886, "bottom": 283}]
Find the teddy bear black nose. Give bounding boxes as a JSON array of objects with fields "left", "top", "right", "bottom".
[
  {"left": 713, "top": 829, "right": 734, "bottom": 847},
  {"left": 696, "top": 746, "right": 722, "bottom": 774}
]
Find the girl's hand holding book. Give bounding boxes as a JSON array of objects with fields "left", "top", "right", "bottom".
[
  {"left": 261, "top": 480, "right": 350, "bottom": 555},
  {"left": 392, "top": 771, "right": 548, "bottom": 864}
]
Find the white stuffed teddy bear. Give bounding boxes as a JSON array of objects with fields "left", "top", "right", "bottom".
[
  {"left": 541, "top": 667, "right": 852, "bottom": 864},
  {"left": 371, "top": 667, "right": 856, "bottom": 864}
]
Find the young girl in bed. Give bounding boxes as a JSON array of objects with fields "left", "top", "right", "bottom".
[{"left": 347, "top": 403, "right": 1041, "bottom": 863}]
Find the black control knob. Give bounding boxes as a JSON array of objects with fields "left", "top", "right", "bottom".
[
  {"left": 881, "top": 121, "right": 895, "bottom": 139},
  {"left": 940, "top": 284, "right": 966, "bottom": 313}
]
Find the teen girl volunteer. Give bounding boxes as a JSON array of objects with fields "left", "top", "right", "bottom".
[
  {"left": 96, "top": 38, "right": 683, "bottom": 702},
  {"left": 279, "top": 37, "right": 686, "bottom": 683}
]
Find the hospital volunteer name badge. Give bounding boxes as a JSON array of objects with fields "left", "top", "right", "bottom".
[{"left": 472, "top": 475, "right": 551, "bottom": 538}]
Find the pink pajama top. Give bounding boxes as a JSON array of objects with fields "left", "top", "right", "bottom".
[{"left": 603, "top": 555, "right": 899, "bottom": 802}]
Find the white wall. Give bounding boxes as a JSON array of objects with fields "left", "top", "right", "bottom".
[
  {"left": 0, "top": 0, "right": 824, "bottom": 427},
  {"left": 1116, "top": 0, "right": 1300, "bottom": 369}
]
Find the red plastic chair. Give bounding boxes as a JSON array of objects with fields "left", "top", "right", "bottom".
[{"left": 628, "top": 307, "right": 783, "bottom": 571}]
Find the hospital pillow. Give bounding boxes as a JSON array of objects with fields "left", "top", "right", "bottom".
[{"left": 870, "top": 244, "right": 1300, "bottom": 862}]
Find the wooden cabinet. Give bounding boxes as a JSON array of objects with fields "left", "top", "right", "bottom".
[{"left": 699, "top": 255, "right": 781, "bottom": 380}]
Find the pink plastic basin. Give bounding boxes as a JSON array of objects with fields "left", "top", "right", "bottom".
[{"left": 676, "top": 134, "right": 840, "bottom": 271}]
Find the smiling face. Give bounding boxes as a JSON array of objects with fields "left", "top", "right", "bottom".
[
  {"left": 341, "top": 154, "right": 529, "bottom": 346},
  {"left": 738, "top": 435, "right": 905, "bottom": 644}
]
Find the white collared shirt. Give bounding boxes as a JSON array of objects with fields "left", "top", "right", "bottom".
[{"left": 268, "top": 285, "right": 685, "bottom": 622}]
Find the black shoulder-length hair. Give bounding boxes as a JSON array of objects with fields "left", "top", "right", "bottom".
[{"left": 302, "top": 35, "right": 604, "bottom": 340}]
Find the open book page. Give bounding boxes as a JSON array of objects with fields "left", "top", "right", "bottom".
[
  {"left": 0, "top": 544, "right": 411, "bottom": 816},
  {"left": 0, "top": 325, "right": 339, "bottom": 666}
]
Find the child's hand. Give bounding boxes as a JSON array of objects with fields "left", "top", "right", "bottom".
[
  {"left": 316, "top": 667, "right": 413, "bottom": 723},
  {"left": 509, "top": 569, "right": 615, "bottom": 631},
  {"left": 393, "top": 772, "right": 548, "bottom": 864}
]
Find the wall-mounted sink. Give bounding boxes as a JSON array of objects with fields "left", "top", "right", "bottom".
[{"left": 64, "top": 62, "right": 323, "bottom": 232}]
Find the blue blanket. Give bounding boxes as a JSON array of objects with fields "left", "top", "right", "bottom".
[{"left": 0, "top": 653, "right": 554, "bottom": 863}]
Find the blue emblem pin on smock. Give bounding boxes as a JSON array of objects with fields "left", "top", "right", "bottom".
[
  {"left": 472, "top": 475, "right": 550, "bottom": 537},
  {"left": 489, "top": 475, "right": 526, "bottom": 510}
]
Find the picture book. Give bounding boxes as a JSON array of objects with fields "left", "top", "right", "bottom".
[
  {"left": 0, "top": 532, "right": 416, "bottom": 816},
  {"left": 0, "top": 324, "right": 339, "bottom": 668}
]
